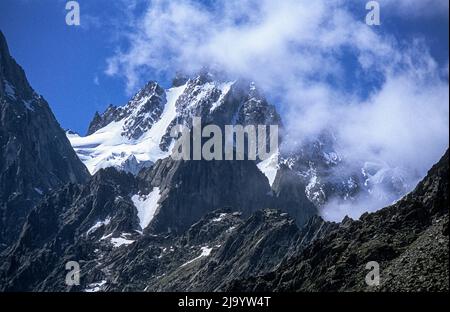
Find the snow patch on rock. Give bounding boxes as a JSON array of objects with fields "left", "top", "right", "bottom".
[
  {"left": 132, "top": 187, "right": 161, "bottom": 230},
  {"left": 84, "top": 280, "right": 107, "bottom": 292},
  {"left": 257, "top": 151, "right": 279, "bottom": 186},
  {"left": 87, "top": 217, "right": 111, "bottom": 236},
  {"left": 111, "top": 235, "right": 135, "bottom": 248},
  {"left": 180, "top": 246, "right": 213, "bottom": 267}
]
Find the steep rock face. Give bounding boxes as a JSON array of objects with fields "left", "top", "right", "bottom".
[
  {"left": 0, "top": 31, "right": 90, "bottom": 252},
  {"left": 0, "top": 151, "right": 276, "bottom": 290},
  {"left": 229, "top": 149, "right": 449, "bottom": 292},
  {"left": 135, "top": 156, "right": 274, "bottom": 234},
  {"left": 271, "top": 167, "right": 317, "bottom": 227}
]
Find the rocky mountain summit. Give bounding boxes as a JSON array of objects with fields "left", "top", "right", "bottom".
[{"left": 87, "top": 81, "right": 167, "bottom": 139}]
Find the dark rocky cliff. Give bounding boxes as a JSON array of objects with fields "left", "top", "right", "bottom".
[{"left": 0, "top": 31, "right": 90, "bottom": 252}]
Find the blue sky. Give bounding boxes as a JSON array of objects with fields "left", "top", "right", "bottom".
[
  {"left": 0, "top": 0, "right": 159, "bottom": 134},
  {"left": 0, "top": 0, "right": 448, "bottom": 135}
]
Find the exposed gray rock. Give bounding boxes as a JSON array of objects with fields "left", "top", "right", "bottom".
[
  {"left": 272, "top": 167, "right": 317, "bottom": 227},
  {"left": 159, "top": 74, "right": 281, "bottom": 155},
  {"left": 139, "top": 156, "right": 274, "bottom": 234},
  {"left": 0, "top": 168, "right": 139, "bottom": 291},
  {"left": 0, "top": 31, "right": 90, "bottom": 252},
  {"left": 87, "top": 81, "right": 166, "bottom": 139}
]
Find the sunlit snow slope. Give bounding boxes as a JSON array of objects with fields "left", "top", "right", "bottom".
[{"left": 68, "top": 85, "right": 187, "bottom": 174}]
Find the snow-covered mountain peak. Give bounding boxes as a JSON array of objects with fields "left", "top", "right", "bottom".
[
  {"left": 130, "top": 81, "right": 163, "bottom": 102},
  {"left": 86, "top": 81, "right": 166, "bottom": 139},
  {"left": 68, "top": 73, "right": 282, "bottom": 176},
  {"left": 69, "top": 84, "right": 186, "bottom": 175}
]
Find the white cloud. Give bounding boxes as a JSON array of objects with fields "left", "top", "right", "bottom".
[{"left": 105, "top": 0, "right": 413, "bottom": 91}]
